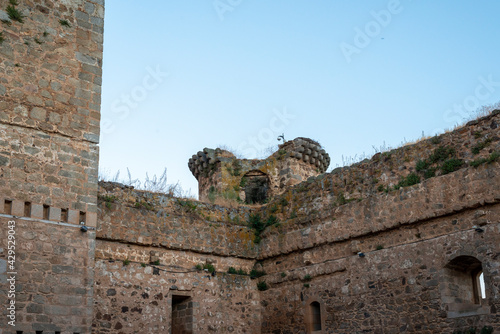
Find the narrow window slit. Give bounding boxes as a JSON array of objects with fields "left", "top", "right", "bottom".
[
  {"left": 4, "top": 199, "right": 12, "bottom": 214},
  {"left": 24, "top": 201, "right": 31, "bottom": 217},
  {"left": 79, "top": 211, "right": 86, "bottom": 224},
  {"left": 43, "top": 205, "right": 50, "bottom": 220},
  {"left": 61, "top": 208, "right": 68, "bottom": 222}
]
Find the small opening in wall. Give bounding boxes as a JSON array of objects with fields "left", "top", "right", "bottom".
[
  {"left": 24, "top": 201, "right": 31, "bottom": 217},
  {"left": 61, "top": 208, "right": 68, "bottom": 222},
  {"left": 4, "top": 199, "right": 12, "bottom": 214},
  {"left": 43, "top": 205, "right": 50, "bottom": 220},
  {"left": 36, "top": 331, "right": 43, "bottom": 334},
  {"left": 55, "top": 332, "right": 61, "bottom": 334},
  {"left": 16, "top": 331, "right": 23, "bottom": 334},
  {"left": 242, "top": 170, "right": 270, "bottom": 204},
  {"left": 172, "top": 294, "right": 193, "bottom": 334},
  {"left": 311, "top": 301, "right": 322, "bottom": 331},
  {"left": 479, "top": 272, "right": 486, "bottom": 299},
  {"left": 79, "top": 211, "right": 86, "bottom": 224},
  {"left": 442, "top": 255, "right": 490, "bottom": 318},
  {"left": 471, "top": 269, "right": 485, "bottom": 304}
]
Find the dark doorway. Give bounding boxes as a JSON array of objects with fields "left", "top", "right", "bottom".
[
  {"left": 172, "top": 295, "right": 193, "bottom": 334},
  {"left": 242, "top": 170, "right": 269, "bottom": 204}
]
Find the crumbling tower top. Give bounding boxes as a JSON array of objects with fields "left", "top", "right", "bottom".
[{"left": 188, "top": 137, "right": 330, "bottom": 203}]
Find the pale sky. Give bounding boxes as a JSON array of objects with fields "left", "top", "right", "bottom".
[{"left": 99, "top": 1, "right": 500, "bottom": 197}]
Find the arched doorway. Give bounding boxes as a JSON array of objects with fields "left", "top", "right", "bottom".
[{"left": 241, "top": 170, "right": 270, "bottom": 204}]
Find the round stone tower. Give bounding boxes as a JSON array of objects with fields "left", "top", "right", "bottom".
[{"left": 188, "top": 138, "right": 330, "bottom": 203}]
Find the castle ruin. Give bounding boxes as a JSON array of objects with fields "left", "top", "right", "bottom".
[{"left": 0, "top": 1, "right": 499, "bottom": 333}]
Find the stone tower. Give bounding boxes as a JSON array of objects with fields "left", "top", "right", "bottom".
[
  {"left": 188, "top": 137, "right": 330, "bottom": 203},
  {"left": 0, "top": 1, "right": 104, "bottom": 333}
]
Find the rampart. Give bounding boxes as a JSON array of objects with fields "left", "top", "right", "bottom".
[
  {"left": 0, "top": 0, "right": 499, "bottom": 333},
  {"left": 92, "top": 112, "right": 500, "bottom": 333}
]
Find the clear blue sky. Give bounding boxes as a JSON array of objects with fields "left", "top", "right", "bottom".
[{"left": 99, "top": 1, "right": 500, "bottom": 197}]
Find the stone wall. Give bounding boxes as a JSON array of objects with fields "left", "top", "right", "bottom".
[
  {"left": 255, "top": 156, "right": 500, "bottom": 333},
  {"left": 0, "top": 0, "right": 104, "bottom": 332},
  {"left": 97, "top": 182, "right": 258, "bottom": 258},
  {"left": 0, "top": 216, "right": 96, "bottom": 333},
  {"left": 93, "top": 246, "right": 261, "bottom": 333},
  {"left": 260, "top": 221, "right": 499, "bottom": 333},
  {"left": 260, "top": 111, "right": 498, "bottom": 220},
  {"left": 93, "top": 112, "right": 499, "bottom": 333},
  {"left": 93, "top": 184, "right": 261, "bottom": 333}
]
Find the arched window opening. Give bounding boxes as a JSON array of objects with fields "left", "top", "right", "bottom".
[
  {"left": 442, "top": 255, "right": 490, "bottom": 318},
  {"left": 310, "top": 301, "right": 321, "bottom": 331},
  {"left": 241, "top": 170, "right": 269, "bottom": 204}
]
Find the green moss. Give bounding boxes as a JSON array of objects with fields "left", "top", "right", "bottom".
[
  {"left": 415, "top": 159, "right": 429, "bottom": 172},
  {"left": 429, "top": 146, "right": 455, "bottom": 163},
  {"left": 471, "top": 138, "right": 492, "bottom": 155},
  {"left": 394, "top": 173, "right": 420, "bottom": 190},
  {"left": 257, "top": 281, "right": 268, "bottom": 291},
  {"left": 278, "top": 197, "right": 289, "bottom": 207},
  {"left": 176, "top": 199, "right": 197, "bottom": 212},
  {"left": 135, "top": 200, "right": 154, "bottom": 211},
  {"left": 470, "top": 151, "right": 499, "bottom": 167},
  {"left": 337, "top": 192, "right": 346, "bottom": 205},
  {"left": 122, "top": 259, "right": 130, "bottom": 266},
  {"left": 200, "top": 263, "right": 215, "bottom": 273},
  {"left": 6, "top": 5, "right": 24, "bottom": 23},
  {"left": 0, "top": 32, "right": 4, "bottom": 45},
  {"left": 430, "top": 135, "right": 441, "bottom": 144},
  {"left": 441, "top": 158, "right": 463, "bottom": 175},
  {"left": 228, "top": 267, "right": 237, "bottom": 274},
  {"left": 250, "top": 269, "right": 266, "bottom": 279},
  {"left": 59, "top": 19, "right": 71, "bottom": 27},
  {"left": 266, "top": 215, "right": 279, "bottom": 226},
  {"left": 423, "top": 167, "right": 436, "bottom": 179}
]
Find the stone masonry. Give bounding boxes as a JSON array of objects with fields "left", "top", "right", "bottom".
[
  {"left": 1, "top": 0, "right": 499, "bottom": 333},
  {"left": 0, "top": 0, "right": 104, "bottom": 333}
]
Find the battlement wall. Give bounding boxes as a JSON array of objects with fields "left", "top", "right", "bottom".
[
  {"left": 259, "top": 111, "right": 500, "bottom": 233},
  {"left": 97, "top": 181, "right": 258, "bottom": 259},
  {"left": 259, "top": 163, "right": 499, "bottom": 260}
]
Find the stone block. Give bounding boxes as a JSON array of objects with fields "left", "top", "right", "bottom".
[
  {"left": 31, "top": 204, "right": 44, "bottom": 219},
  {"left": 49, "top": 206, "right": 61, "bottom": 222},
  {"left": 11, "top": 199, "right": 24, "bottom": 217},
  {"left": 68, "top": 209, "right": 80, "bottom": 224},
  {"left": 86, "top": 211, "right": 97, "bottom": 227}
]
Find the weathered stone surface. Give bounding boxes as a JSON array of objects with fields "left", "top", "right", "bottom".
[
  {"left": 1, "top": 0, "right": 499, "bottom": 333},
  {"left": 0, "top": 0, "right": 103, "bottom": 333}
]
